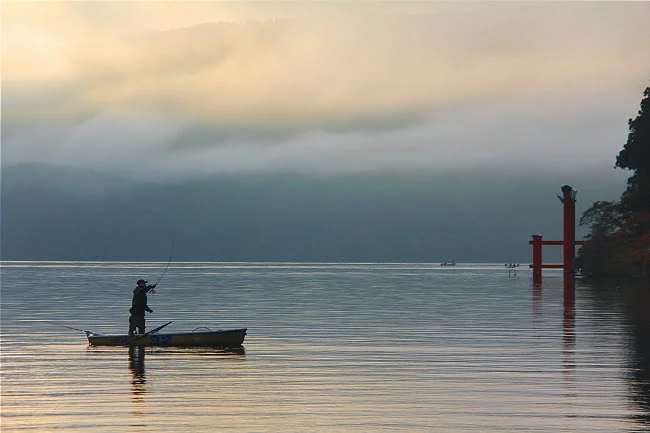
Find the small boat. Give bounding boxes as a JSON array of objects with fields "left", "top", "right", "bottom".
[{"left": 86, "top": 327, "right": 247, "bottom": 347}]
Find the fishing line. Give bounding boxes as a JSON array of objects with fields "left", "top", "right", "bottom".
[{"left": 143, "top": 209, "right": 175, "bottom": 290}]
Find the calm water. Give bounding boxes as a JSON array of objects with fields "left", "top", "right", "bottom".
[{"left": 1, "top": 262, "right": 649, "bottom": 432}]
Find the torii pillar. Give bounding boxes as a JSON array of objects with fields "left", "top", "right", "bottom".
[
  {"left": 559, "top": 185, "right": 577, "bottom": 281},
  {"left": 530, "top": 185, "right": 583, "bottom": 287}
]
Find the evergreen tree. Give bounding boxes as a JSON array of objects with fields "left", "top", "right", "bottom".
[
  {"left": 578, "top": 85, "right": 650, "bottom": 278},
  {"left": 616, "top": 86, "right": 650, "bottom": 214}
]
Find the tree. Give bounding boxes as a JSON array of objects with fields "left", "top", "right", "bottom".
[
  {"left": 576, "top": 201, "right": 627, "bottom": 277},
  {"left": 623, "top": 212, "right": 650, "bottom": 278},
  {"left": 616, "top": 86, "right": 650, "bottom": 214},
  {"left": 579, "top": 200, "right": 623, "bottom": 237},
  {"left": 578, "top": 84, "right": 650, "bottom": 278}
]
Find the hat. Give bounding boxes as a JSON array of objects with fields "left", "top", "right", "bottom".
[{"left": 137, "top": 279, "right": 147, "bottom": 285}]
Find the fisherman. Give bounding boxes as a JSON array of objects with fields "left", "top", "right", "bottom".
[{"left": 128, "top": 279, "right": 157, "bottom": 336}]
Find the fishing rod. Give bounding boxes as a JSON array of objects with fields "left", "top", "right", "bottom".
[
  {"left": 152, "top": 226, "right": 174, "bottom": 290},
  {"left": 45, "top": 321, "right": 94, "bottom": 335},
  {"left": 124, "top": 321, "right": 173, "bottom": 346},
  {"left": 143, "top": 210, "right": 176, "bottom": 293}
]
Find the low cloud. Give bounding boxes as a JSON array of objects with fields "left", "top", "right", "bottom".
[{"left": 1, "top": 94, "right": 636, "bottom": 181}]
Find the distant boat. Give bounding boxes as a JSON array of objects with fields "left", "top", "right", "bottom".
[
  {"left": 440, "top": 259, "right": 456, "bottom": 266},
  {"left": 505, "top": 263, "right": 520, "bottom": 277}
]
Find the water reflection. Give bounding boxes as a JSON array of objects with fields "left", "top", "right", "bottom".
[
  {"left": 128, "top": 346, "right": 148, "bottom": 427},
  {"left": 126, "top": 345, "right": 245, "bottom": 399},
  {"left": 155, "top": 346, "right": 247, "bottom": 358},
  {"left": 624, "top": 282, "right": 650, "bottom": 428},
  {"left": 532, "top": 283, "right": 542, "bottom": 327},
  {"left": 581, "top": 279, "right": 650, "bottom": 429},
  {"left": 562, "top": 277, "right": 576, "bottom": 390},
  {"left": 129, "top": 346, "right": 147, "bottom": 397}
]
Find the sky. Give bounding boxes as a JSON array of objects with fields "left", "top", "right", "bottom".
[
  {"left": 3, "top": 1, "right": 649, "bottom": 180},
  {"left": 1, "top": 1, "right": 648, "bottom": 261}
]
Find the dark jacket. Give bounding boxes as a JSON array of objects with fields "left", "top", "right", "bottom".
[{"left": 130, "top": 285, "right": 154, "bottom": 316}]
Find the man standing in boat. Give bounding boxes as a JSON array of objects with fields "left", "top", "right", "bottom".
[{"left": 128, "top": 279, "right": 157, "bottom": 336}]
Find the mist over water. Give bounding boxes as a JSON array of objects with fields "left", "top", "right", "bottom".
[{"left": 1, "top": 262, "right": 649, "bottom": 432}]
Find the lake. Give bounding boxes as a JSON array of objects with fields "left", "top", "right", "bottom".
[{"left": 1, "top": 262, "right": 649, "bottom": 432}]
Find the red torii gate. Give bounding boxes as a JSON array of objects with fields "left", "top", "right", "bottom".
[
  {"left": 529, "top": 185, "right": 585, "bottom": 285},
  {"left": 529, "top": 186, "right": 580, "bottom": 376}
]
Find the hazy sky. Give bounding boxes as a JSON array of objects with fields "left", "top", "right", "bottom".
[
  {"left": 2, "top": 1, "right": 646, "bottom": 261},
  {"left": 3, "top": 1, "right": 649, "bottom": 180}
]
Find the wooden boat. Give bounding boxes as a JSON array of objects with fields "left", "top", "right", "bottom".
[{"left": 86, "top": 327, "right": 247, "bottom": 347}]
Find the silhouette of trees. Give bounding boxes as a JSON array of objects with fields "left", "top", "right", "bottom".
[
  {"left": 578, "top": 85, "right": 650, "bottom": 278},
  {"left": 617, "top": 86, "right": 650, "bottom": 215}
]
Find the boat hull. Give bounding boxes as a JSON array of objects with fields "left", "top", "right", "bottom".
[{"left": 87, "top": 328, "right": 247, "bottom": 347}]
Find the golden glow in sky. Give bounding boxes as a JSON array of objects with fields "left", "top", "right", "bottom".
[{"left": 2, "top": 2, "right": 650, "bottom": 177}]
